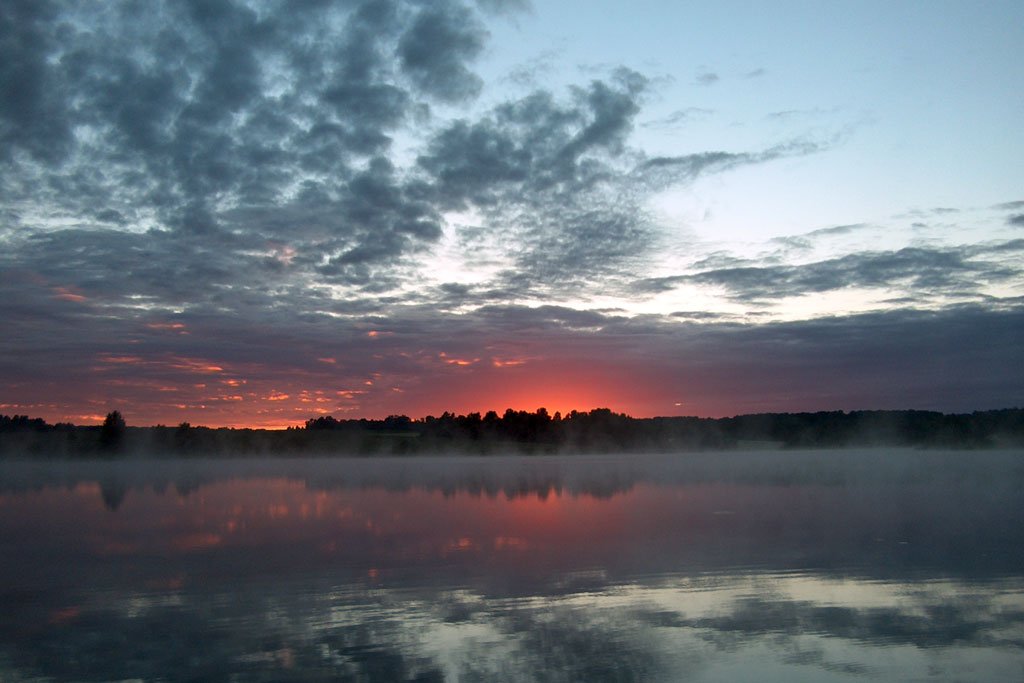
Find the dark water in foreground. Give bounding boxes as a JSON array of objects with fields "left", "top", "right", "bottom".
[{"left": 1, "top": 450, "right": 1023, "bottom": 682}]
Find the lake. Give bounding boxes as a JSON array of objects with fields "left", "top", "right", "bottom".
[{"left": 1, "top": 450, "right": 1023, "bottom": 681}]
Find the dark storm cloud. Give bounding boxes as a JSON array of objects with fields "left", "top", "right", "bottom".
[{"left": 633, "top": 243, "right": 1023, "bottom": 302}]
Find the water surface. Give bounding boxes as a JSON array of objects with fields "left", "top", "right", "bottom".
[{"left": 2, "top": 450, "right": 1023, "bottom": 681}]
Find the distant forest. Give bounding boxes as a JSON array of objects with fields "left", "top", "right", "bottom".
[{"left": 2, "top": 407, "right": 1024, "bottom": 457}]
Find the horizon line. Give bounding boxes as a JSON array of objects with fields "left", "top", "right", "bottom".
[{"left": 4, "top": 405, "right": 1021, "bottom": 432}]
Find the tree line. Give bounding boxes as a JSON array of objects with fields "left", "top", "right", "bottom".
[{"left": 2, "top": 407, "right": 1023, "bottom": 457}]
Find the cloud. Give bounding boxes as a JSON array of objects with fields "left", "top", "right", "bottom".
[
  {"left": 398, "top": 3, "right": 487, "bottom": 102},
  {"left": 1009, "top": 214, "right": 1024, "bottom": 226},
  {"left": 417, "top": 72, "right": 829, "bottom": 298},
  {"left": 641, "top": 107, "right": 714, "bottom": 128},
  {"left": 502, "top": 49, "right": 561, "bottom": 87},
  {"left": 0, "top": 0, "right": 491, "bottom": 276},
  {"left": 668, "top": 305, "right": 1024, "bottom": 413},
  {"left": 418, "top": 69, "right": 649, "bottom": 207},
  {"left": 0, "top": 0, "right": 72, "bottom": 164},
  {"left": 769, "top": 223, "right": 870, "bottom": 252},
  {"left": 695, "top": 71, "right": 719, "bottom": 86},
  {"left": 3, "top": 238, "right": 1022, "bottom": 423},
  {"left": 765, "top": 108, "right": 831, "bottom": 121},
  {"left": 0, "top": 1, "right": 841, "bottom": 316},
  {"left": 993, "top": 200, "right": 1024, "bottom": 210},
  {"left": 638, "top": 136, "right": 833, "bottom": 191},
  {"left": 474, "top": 0, "right": 533, "bottom": 15},
  {"left": 634, "top": 243, "right": 1023, "bottom": 303},
  {"left": 415, "top": 69, "right": 662, "bottom": 292}
]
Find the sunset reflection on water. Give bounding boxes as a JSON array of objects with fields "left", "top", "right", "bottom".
[{"left": 1, "top": 451, "right": 1023, "bottom": 681}]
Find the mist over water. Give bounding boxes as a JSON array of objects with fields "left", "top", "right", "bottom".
[{"left": 2, "top": 450, "right": 1023, "bottom": 681}]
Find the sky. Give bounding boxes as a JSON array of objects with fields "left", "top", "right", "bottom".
[{"left": 1, "top": 0, "right": 1022, "bottom": 427}]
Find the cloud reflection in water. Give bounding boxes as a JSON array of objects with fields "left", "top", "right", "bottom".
[{"left": 1, "top": 451, "right": 1023, "bottom": 681}]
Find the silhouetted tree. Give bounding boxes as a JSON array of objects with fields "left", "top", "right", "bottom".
[
  {"left": 0, "top": 415, "right": 50, "bottom": 432},
  {"left": 4, "top": 406, "right": 1024, "bottom": 458},
  {"left": 99, "top": 410, "right": 126, "bottom": 450},
  {"left": 383, "top": 415, "right": 413, "bottom": 431}
]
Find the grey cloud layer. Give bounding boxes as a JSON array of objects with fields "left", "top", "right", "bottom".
[
  {"left": 3, "top": 259, "right": 1022, "bottom": 416},
  {"left": 1, "top": 0, "right": 830, "bottom": 310},
  {"left": 635, "top": 242, "right": 1024, "bottom": 303},
  {"left": 1, "top": 0, "right": 492, "bottom": 287}
]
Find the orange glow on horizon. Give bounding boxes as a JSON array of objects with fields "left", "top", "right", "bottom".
[
  {"left": 391, "top": 359, "right": 655, "bottom": 420},
  {"left": 21, "top": 351, "right": 694, "bottom": 428}
]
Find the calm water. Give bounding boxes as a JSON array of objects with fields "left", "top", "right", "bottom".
[{"left": 1, "top": 450, "right": 1023, "bottom": 682}]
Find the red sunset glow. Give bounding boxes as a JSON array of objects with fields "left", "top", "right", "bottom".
[
  {"left": 14, "top": 357, "right": 674, "bottom": 429},
  {"left": 5, "top": 320, "right": 709, "bottom": 428},
  {"left": 0, "top": 477, "right": 639, "bottom": 568}
]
